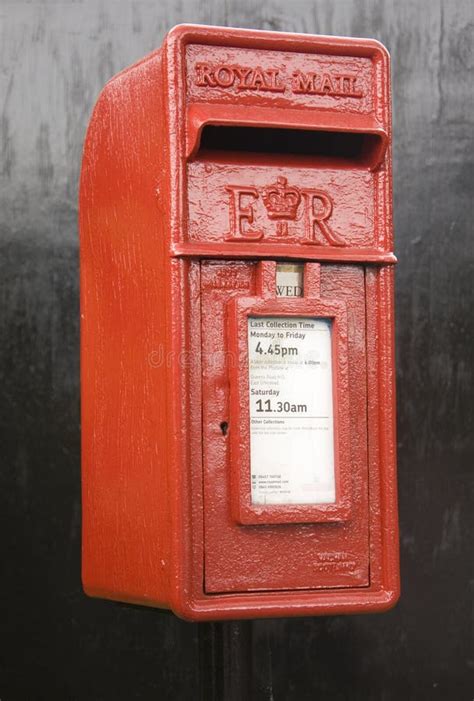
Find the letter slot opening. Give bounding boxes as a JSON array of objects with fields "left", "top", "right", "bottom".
[{"left": 197, "top": 125, "right": 385, "bottom": 169}]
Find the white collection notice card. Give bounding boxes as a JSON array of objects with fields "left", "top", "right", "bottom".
[{"left": 248, "top": 266, "right": 336, "bottom": 505}]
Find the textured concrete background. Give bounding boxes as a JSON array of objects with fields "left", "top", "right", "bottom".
[{"left": 0, "top": 1, "right": 472, "bottom": 699}]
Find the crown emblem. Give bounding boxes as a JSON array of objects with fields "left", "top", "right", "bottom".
[{"left": 262, "top": 177, "right": 301, "bottom": 220}]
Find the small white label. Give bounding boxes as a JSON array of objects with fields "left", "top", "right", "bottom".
[
  {"left": 275, "top": 263, "right": 304, "bottom": 298},
  {"left": 248, "top": 315, "right": 335, "bottom": 505}
]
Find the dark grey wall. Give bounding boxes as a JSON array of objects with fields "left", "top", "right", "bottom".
[{"left": 1, "top": 1, "right": 472, "bottom": 699}]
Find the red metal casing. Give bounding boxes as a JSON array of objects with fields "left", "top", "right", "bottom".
[{"left": 80, "top": 24, "right": 399, "bottom": 621}]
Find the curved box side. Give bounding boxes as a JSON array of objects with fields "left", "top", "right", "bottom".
[{"left": 80, "top": 49, "right": 175, "bottom": 608}]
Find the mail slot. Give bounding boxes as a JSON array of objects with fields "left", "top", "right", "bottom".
[{"left": 80, "top": 24, "right": 399, "bottom": 620}]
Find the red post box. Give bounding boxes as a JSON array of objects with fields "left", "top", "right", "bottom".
[{"left": 80, "top": 24, "right": 399, "bottom": 620}]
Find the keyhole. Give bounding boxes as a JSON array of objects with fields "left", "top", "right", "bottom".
[{"left": 220, "top": 421, "right": 228, "bottom": 436}]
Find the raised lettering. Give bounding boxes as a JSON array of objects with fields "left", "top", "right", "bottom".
[
  {"left": 347, "top": 75, "right": 362, "bottom": 97},
  {"left": 194, "top": 64, "right": 364, "bottom": 99},
  {"left": 319, "top": 73, "right": 335, "bottom": 94},
  {"left": 195, "top": 62, "right": 217, "bottom": 87},
  {"left": 301, "top": 190, "right": 344, "bottom": 246},
  {"left": 292, "top": 70, "right": 315, "bottom": 93},
  {"left": 263, "top": 69, "right": 285, "bottom": 92},
  {"left": 225, "top": 186, "right": 263, "bottom": 241},
  {"left": 247, "top": 68, "right": 267, "bottom": 90},
  {"left": 234, "top": 66, "right": 253, "bottom": 89},
  {"left": 215, "top": 65, "right": 234, "bottom": 87}
]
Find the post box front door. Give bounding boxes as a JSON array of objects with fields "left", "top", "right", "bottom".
[{"left": 201, "top": 259, "right": 369, "bottom": 593}]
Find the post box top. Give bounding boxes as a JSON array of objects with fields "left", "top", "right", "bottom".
[
  {"left": 163, "top": 25, "right": 391, "bottom": 153},
  {"left": 83, "top": 24, "right": 394, "bottom": 265},
  {"left": 164, "top": 23, "right": 390, "bottom": 62},
  {"left": 160, "top": 25, "right": 394, "bottom": 264}
]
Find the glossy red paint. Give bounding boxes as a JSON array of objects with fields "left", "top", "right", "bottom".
[{"left": 80, "top": 24, "right": 399, "bottom": 620}]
